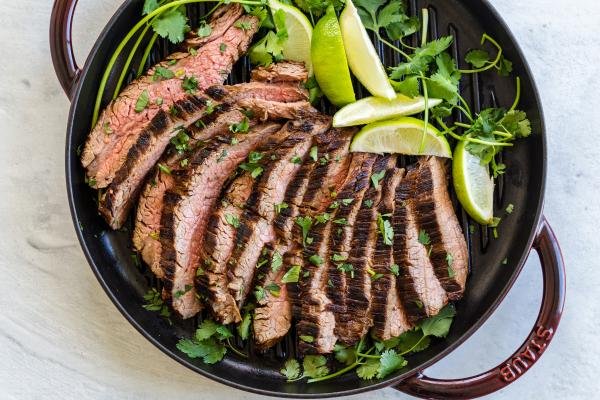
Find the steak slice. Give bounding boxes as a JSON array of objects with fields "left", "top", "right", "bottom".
[
  {"left": 371, "top": 168, "right": 413, "bottom": 340},
  {"left": 326, "top": 153, "right": 377, "bottom": 321},
  {"left": 195, "top": 173, "right": 254, "bottom": 324},
  {"left": 132, "top": 108, "right": 244, "bottom": 276},
  {"left": 99, "top": 96, "right": 213, "bottom": 229},
  {"left": 252, "top": 243, "right": 293, "bottom": 350},
  {"left": 412, "top": 157, "right": 468, "bottom": 300},
  {"left": 227, "top": 122, "right": 315, "bottom": 308},
  {"left": 185, "top": 4, "right": 244, "bottom": 47},
  {"left": 81, "top": 10, "right": 258, "bottom": 189},
  {"left": 336, "top": 155, "right": 396, "bottom": 345},
  {"left": 251, "top": 61, "right": 309, "bottom": 83},
  {"left": 393, "top": 166, "right": 448, "bottom": 321},
  {"left": 297, "top": 213, "right": 335, "bottom": 355},
  {"left": 160, "top": 122, "right": 282, "bottom": 319}
]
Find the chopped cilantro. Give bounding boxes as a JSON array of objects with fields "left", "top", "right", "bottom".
[{"left": 135, "top": 89, "right": 150, "bottom": 112}]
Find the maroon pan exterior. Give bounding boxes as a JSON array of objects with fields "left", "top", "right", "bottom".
[{"left": 51, "top": 0, "right": 565, "bottom": 399}]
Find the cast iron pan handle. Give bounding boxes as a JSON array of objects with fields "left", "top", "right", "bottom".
[
  {"left": 50, "top": 0, "right": 80, "bottom": 100},
  {"left": 394, "top": 217, "right": 565, "bottom": 399}
]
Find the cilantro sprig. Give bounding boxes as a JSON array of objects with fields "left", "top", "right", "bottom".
[{"left": 176, "top": 319, "right": 248, "bottom": 363}]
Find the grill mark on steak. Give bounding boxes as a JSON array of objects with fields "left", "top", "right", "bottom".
[
  {"left": 297, "top": 214, "right": 336, "bottom": 355},
  {"left": 132, "top": 108, "right": 243, "bottom": 277},
  {"left": 250, "top": 61, "right": 309, "bottom": 84},
  {"left": 195, "top": 173, "right": 254, "bottom": 324},
  {"left": 412, "top": 157, "right": 468, "bottom": 300},
  {"left": 81, "top": 12, "right": 258, "bottom": 189},
  {"left": 159, "top": 122, "right": 282, "bottom": 319},
  {"left": 227, "top": 123, "right": 314, "bottom": 308},
  {"left": 252, "top": 243, "right": 293, "bottom": 350},
  {"left": 336, "top": 155, "right": 395, "bottom": 346},
  {"left": 99, "top": 96, "right": 211, "bottom": 229},
  {"left": 326, "top": 153, "right": 377, "bottom": 320},
  {"left": 370, "top": 167, "right": 413, "bottom": 340},
  {"left": 300, "top": 127, "right": 355, "bottom": 215},
  {"left": 393, "top": 166, "right": 448, "bottom": 321}
]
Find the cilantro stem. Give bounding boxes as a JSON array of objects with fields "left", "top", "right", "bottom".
[
  {"left": 509, "top": 77, "right": 521, "bottom": 113},
  {"left": 92, "top": 0, "right": 263, "bottom": 127},
  {"left": 420, "top": 8, "right": 429, "bottom": 48},
  {"left": 377, "top": 34, "right": 412, "bottom": 60},
  {"left": 226, "top": 338, "right": 248, "bottom": 358},
  {"left": 458, "top": 33, "right": 503, "bottom": 74},
  {"left": 307, "top": 361, "right": 361, "bottom": 383},
  {"left": 137, "top": 32, "right": 159, "bottom": 77},
  {"left": 418, "top": 72, "right": 430, "bottom": 153},
  {"left": 113, "top": 21, "right": 154, "bottom": 99},
  {"left": 398, "top": 335, "right": 427, "bottom": 356},
  {"left": 457, "top": 94, "right": 474, "bottom": 121}
]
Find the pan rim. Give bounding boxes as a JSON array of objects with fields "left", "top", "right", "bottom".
[{"left": 64, "top": 0, "right": 547, "bottom": 397}]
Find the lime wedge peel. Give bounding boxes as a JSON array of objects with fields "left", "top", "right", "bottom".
[
  {"left": 339, "top": 0, "right": 395, "bottom": 100},
  {"left": 452, "top": 140, "right": 495, "bottom": 225},
  {"left": 268, "top": 0, "right": 314, "bottom": 75},
  {"left": 333, "top": 95, "right": 443, "bottom": 127},
  {"left": 311, "top": 5, "right": 356, "bottom": 107},
  {"left": 350, "top": 117, "right": 452, "bottom": 158}
]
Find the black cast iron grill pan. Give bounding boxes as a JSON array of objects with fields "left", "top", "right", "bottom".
[{"left": 51, "top": 0, "right": 565, "bottom": 398}]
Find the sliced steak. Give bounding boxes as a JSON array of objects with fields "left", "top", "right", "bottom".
[
  {"left": 81, "top": 11, "right": 258, "bottom": 189},
  {"left": 297, "top": 213, "right": 336, "bottom": 355},
  {"left": 251, "top": 61, "right": 309, "bottom": 83},
  {"left": 393, "top": 166, "right": 448, "bottom": 321},
  {"left": 185, "top": 4, "right": 244, "bottom": 47},
  {"left": 300, "top": 127, "right": 355, "bottom": 215},
  {"left": 336, "top": 155, "right": 396, "bottom": 345},
  {"left": 253, "top": 243, "right": 293, "bottom": 350},
  {"left": 160, "top": 122, "right": 282, "bottom": 319},
  {"left": 133, "top": 84, "right": 317, "bottom": 272},
  {"left": 132, "top": 108, "right": 244, "bottom": 276},
  {"left": 99, "top": 96, "right": 213, "bottom": 229},
  {"left": 326, "top": 153, "right": 377, "bottom": 322},
  {"left": 206, "top": 81, "right": 309, "bottom": 103},
  {"left": 227, "top": 122, "right": 315, "bottom": 308},
  {"left": 412, "top": 157, "right": 468, "bottom": 300},
  {"left": 370, "top": 168, "right": 413, "bottom": 341},
  {"left": 195, "top": 173, "right": 254, "bottom": 324}
]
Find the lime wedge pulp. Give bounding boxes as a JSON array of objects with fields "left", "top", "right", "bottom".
[
  {"left": 268, "top": 0, "right": 314, "bottom": 75},
  {"left": 333, "top": 95, "right": 443, "bottom": 127},
  {"left": 340, "top": 0, "right": 395, "bottom": 99},
  {"left": 311, "top": 5, "right": 356, "bottom": 107},
  {"left": 350, "top": 117, "right": 452, "bottom": 158},
  {"left": 452, "top": 140, "right": 495, "bottom": 225}
]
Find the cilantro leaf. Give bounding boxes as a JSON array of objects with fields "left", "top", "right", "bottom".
[
  {"left": 225, "top": 213, "right": 240, "bottom": 228},
  {"left": 465, "top": 49, "right": 490, "bottom": 68},
  {"left": 420, "top": 304, "right": 456, "bottom": 338},
  {"left": 237, "top": 311, "right": 252, "bottom": 340},
  {"left": 271, "top": 251, "right": 283, "bottom": 272},
  {"left": 296, "top": 216, "right": 313, "bottom": 246},
  {"left": 418, "top": 229, "right": 430, "bottom": 246},
  {"left": 390, "top": 75, "right": 420, "bottom": 98},
  {"left": 151, "top": 8, "right": 188, "bottom": 44},
  {"left": 357, "top": 358, "right": 380, "bottom": 380},
  {"left": 281, "top": 265, "right": 301, "bottom": 283},
  {"left": 377, "top": 213, "right": 394, "bottom": 246},
  {"left": 281, "top": 359, "right": 301, "bottom": 380},
  {"left": 195, "top": 319, "right": 219, "bottom": 341},
  {"left": 371, "top": 170, "right": 386, "bottom": 189},
  {"left": 334, "top": 343, "right": 357, "bottom": 365},
  {"left": 143, "top": 0, "right": 159, "bottom": 15},
  {"left": 426, "top": 53, "right": 462, "bottom": 103},
  {"left": 309, "top": 254, "right": 324, "bottom": 266},
  {"left": 135, "top": 89, "right": 150, "bottom": 113},
  {"left": 197, "top": 21, "right": 212, "bottom": 38},
  {"left": 377, "top": 349, "right": 407, "bottom": 379},
  {"left": 303, "top": 355, "right": 329, "bottom": 378}
]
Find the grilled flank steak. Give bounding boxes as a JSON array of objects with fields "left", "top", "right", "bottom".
[
  {"left": 370, "top": 167, "right": 413, "bottom": 340},
  {"left": 336, "top": 155, "right": 397, "bottom": 345},
  {"left": 82, "top": 6, "right": 257, "bottom": 191},
  {"left": 160, "top": 122, "right": 283, "bottom": 319}
]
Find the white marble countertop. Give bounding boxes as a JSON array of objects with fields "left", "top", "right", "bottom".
[{"left": 0, "top": 0, "right": 598, "bottom": 398}]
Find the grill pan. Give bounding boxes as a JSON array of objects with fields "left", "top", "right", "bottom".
[{"left": 51, "top": 0, "right": 565, "bottom": 398}]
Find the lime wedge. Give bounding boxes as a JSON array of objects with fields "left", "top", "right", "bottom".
[
  {"left": 453, "top": 140, "right": 495, "bottom": 225},
  {"left": 350, "top": 117, "right": 452, "bottom": 158},
  {"left": 268, "top": 0, "right": 314, "bottom": 75},
  {"left": 333, "top": 94, "right": 443, "bottom": 127},
  {"left": 311, "top": 5, "right": 356, "bottom": 107},
  {"left": 340, "top": 0, "right": 395, "bottom": 99}
]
